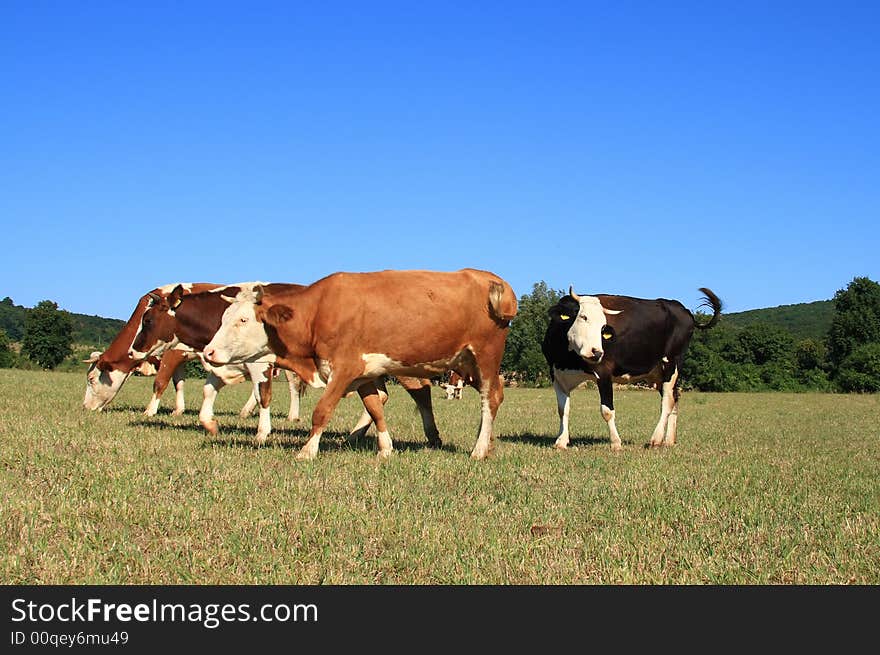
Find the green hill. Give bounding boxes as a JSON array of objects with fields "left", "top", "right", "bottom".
[
  {"left": 722, "top": 300, "right": 834, "bottom": 341},
  {"left": 0, "top": 297, "right": 124, "bottom": 347}
]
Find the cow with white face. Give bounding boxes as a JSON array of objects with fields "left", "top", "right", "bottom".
[
  {"left": 542, "top": 286, "right": 722, "bottom": 451},
  {"left": 83, "top": 283, "right": 221, "bottom": 414},
  {"left": 128, "top": 282, "right": 442, "bottom": 447}
]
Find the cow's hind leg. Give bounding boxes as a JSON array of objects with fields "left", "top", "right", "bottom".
[
  {"left": 598, "top": 376, "right": 623, "bottom": 452},
  {"left": 285, "top": 369, "right": 306, "bottom": 422},
  {"left": 348, "top": 377, "right": 388, "bottom": 441},
  {"left": 398, "top": 376, "right": 442, "bottom": 448},
  {"left": 649, "top": 364, "right": 679, "bottom": 448},
  {"left": 239, "top": 391, "right": 258, "bottom": 418},
  {"left": 357, "top": 381, "right": 394, "bottom": 459},
  {"left": 471, "top": 372, "right": 505, "bottom": 460},
  {"left": 171, "top": 364, "right": 187, "bottom": 415}
]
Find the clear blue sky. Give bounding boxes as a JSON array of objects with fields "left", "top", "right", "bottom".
[{"left": 2, "top": 1, "right": 878, "bottom": 320}]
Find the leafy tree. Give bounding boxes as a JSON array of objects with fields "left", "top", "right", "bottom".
[
  {"left": 836, "top": 343, "right": 880, "bottom": 392},
  {"left": 0, "top": 328, "right": 15, "bottom": 368},
  {"left": 502, "top": 281, "right": 564, "bottom": 386},
  {"left": 795, "top": 339, "right": 827, "bottom": 372},
  {"left": 21, "top": 300, "right": 74, "bottom": 369},
  {"left": 826, "top": 277, "right": 880, "bottom": 370},
  {"left": 729, "top": 323, "right": 794, "bottom": 366}
]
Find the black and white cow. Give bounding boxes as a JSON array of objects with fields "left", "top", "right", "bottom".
[{"left": 542, "top": 287, "right": 722, "bottom": 451}]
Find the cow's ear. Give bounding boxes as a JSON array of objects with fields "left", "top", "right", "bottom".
[
  {"left": 265, "top": 304, "right": 294, "bottom": 326},
  {"left": 168, "top": 284, "right": 185, "bottom": 310},
  {"left": 548, "top": 304, "right": 572, "bottom": 323},
  {"left": 97, "top": 359, "right": 113, "bottom": 372}
]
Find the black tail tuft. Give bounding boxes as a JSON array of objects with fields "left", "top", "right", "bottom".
[{"left": 695, "top": 287, "right": 722, "bottom": 329}]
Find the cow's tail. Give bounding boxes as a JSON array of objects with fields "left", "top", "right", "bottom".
[
  {"left": 695, "top": 287, "right": 722, "bottom": 330},
  {"left": 489, "top": 281, "right": 518, "bottom": 326}
]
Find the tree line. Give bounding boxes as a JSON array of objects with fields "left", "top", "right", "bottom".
[{"left": 2, "top": 277, "right": 879, "bottom": 392}]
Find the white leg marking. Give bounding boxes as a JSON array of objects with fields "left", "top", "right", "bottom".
[
  {"left": 286, "top": 371, "right": 301, "bottom": 422},
  {"left": 601, "top": 404, "right": 622, "bottom": 452},
  {"left": 296, "top": 431, "right": 323, "bottom": 461},
  {"left": 376, "top": 430, "right": 394, "bottom": 458},
  {"left": 554, "top": 379, "right": 572, "bottom": 449},
  {"left": 470, "top": 385, "right": 495, "bottom": 459},
  {"left": 199, "top": 374, "right": 224, "bottom": 436},
  {"left": 650, "top": 369, "right": 678, "bottom": 447},
  {"left": 144, "top": 394, "right": 160, "bottom": 417},
  {"left": 172, "top": 376, "right": 186, "bottom": 416}
]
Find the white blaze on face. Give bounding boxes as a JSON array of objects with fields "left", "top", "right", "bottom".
[
  {"left": 83, "top": 364, "right": 131, "bottom": 410},
  {"left": 203, "top": 300, "right": 271, "bottom": 365},
  {"left": 567, "top": 296, "right": 613, "bottom": 362}
]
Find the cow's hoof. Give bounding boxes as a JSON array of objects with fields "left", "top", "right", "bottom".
[
  {"left": 287, "top": 417, "right": 302, "bottom": 423},
  {"left": 143, "top": 409, "right": 157, "bottom": 417},
  {"left": 295, "top": 450, "right": 317, "bottom": 461},
  {"left": 202, "top": 420, "right": 219, "bottom": 436},
  {"left": 254, "top": 434, "right": 269, "bottom": 446},
  {"left": 554, "top": 443, "right": 569, "bottom": 451},
  {"left": 610, "top": 443, "right": 623, "bottom": 453},
  {"left": 171, "top": 409, "right": 185, "bottom": 417},
  {"left": 377, "top": 449, "right": 394, "bottom": 460},
  {"left": 427, "top": 438, "right": 443, "bottom": 449}
]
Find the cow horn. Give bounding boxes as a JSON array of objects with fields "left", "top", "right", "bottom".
[
  {"left": 219, "top": 294, "right": 236, "bottom": 304},
  {"left": 569, "top": 286, "right": 581, "bottom": 301},
  {"left": 254, "top": 284, "right": 264, "bottom": 304},
  {"left": 603, "top": 307, "right": 622, "bottom": 315},
  {"left": 83, "top": 351, "right": 102, "bottom": 363}
]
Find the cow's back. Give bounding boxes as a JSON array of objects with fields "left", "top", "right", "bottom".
[{"left": 306, "top": 269, "right": 516, "bottom": 364}]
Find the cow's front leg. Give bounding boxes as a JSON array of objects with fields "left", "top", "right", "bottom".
[
  {"left": 246, "top": 363, "right": 273, "bottom": 445},
  {"left": 597, "top": 376, "right": 622, "bottom": 452},
  {"left": 553, "top": 377, "right": 573, "bottom": 450},
  {"left": 296, "top": 365, "right": 359, "bottom": 461},
  {"left": 199, "top": 373, "right": 225, "bottom": 436}
]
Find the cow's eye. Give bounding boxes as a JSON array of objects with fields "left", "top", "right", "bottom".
[
  {"left": 239, "top": 316, "right": 248, "bottom": 324},
  {"left": 580, "top": 315, "right": 588, "bottom": 322}
]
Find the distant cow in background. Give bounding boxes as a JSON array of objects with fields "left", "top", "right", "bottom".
[{"left": 542, "top": 287, "right": 722, "bottom": 451}]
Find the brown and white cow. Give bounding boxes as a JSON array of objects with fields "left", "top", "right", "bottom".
[
  {"left": 83, "top": 283, "right": 222, "bottom": 414},
  {"left": 542, "top": 287, "right": 722, "bottom": 451},
  {"left": 127, "top": 282, "right": 443, "bottom": 447},
  {"left": 202, "top": 269, "right": 517, "bottom": 460}
]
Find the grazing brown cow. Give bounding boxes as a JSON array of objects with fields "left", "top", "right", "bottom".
[
  {"left": 203, "top": 269, "right": 517, "bottom": 460},
  {"left": 127, "top": 282, "right": 442, "bottom": 446},
  {"left": 83, "top": 283, "right": 221, "bottom": 414}
]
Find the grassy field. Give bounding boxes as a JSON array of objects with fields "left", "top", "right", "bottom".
[{"left": 1, "top": 368, "right": 878, "bottom": 584}]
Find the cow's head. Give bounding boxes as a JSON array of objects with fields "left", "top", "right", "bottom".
[
  {"left": 83, "top": 351, "right": 132, "bottom": 410},
  {"left": 128, "top": 285, "right": 185, "bottom": 360},
  {"left": 556, "top": 286, "right": 621, "bottom": 364},
  {"left": 203, "top": 285, "right": 288, "bottom": 366}
]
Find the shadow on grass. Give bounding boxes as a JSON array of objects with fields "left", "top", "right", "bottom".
[
  {"left": 499, "top": 432, "right": 616, "bottom": 449},
  {"left": 129, "top": 418, "right": 456, "bottom": 454}
]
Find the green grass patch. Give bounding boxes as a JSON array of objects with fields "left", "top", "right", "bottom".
[{"left": 1, "top": 369, "right": 877, "bottom": 584}]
